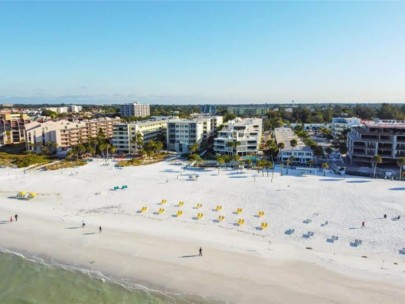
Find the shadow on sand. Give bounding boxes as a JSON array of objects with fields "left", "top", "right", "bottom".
[
  {"left": 179, "top": 255, "right": 200, "bottom": 258},
  {"left": 346, "top": 180, "right": 370, "bottom": 184},
  {"left": 319, "top": 179, "right": 341, "bottom": 182},
  {"left": 389, "top": 187, "right": 405, "bottom": 191}
]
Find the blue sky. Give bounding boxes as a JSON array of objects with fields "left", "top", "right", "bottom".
[{"left": 1, "top": 1, "right": 405, "bottom": 104}]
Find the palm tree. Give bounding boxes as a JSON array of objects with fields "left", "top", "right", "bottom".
[
  {"left": 396, "top": 157, "right": 405, "bottom": 180},
  {"left": 131, "top": 131, "right": 143, "bottom": 155},
  {"left": 290, "top": 139, "right": 298, "bottom": 150},
  {"left": 265, "top": 161, "right": 273, "bottom": 177},
  {"left": 277, "top": 142, "right": 285, "bottom": 150},
  {"left": 373, "top": 155, "right": 382, "bottom": 178},
  {"left": 286, "top": 156, "right": 295, "bottom": 175},
  {"left": 321, "top": 162, "right": 329, "bottom": 176},
  {"left": 216, "top": 156, "right": 225, "bottom": 174},
  {"left": 189, "top": 143, "right": 199, "bottom": 155},
  {"left": 226, "top": 140, "right": 241, "bottom": 157},
  {"left": 257, "top": 159, "right": 266, "bottom": 176}
]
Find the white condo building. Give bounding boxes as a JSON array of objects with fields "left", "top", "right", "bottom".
[
  {"left": 167, "top": 116, "right": 222, "bottom": 153},
  {"left": 331, "top": 117, "right": 362, "bottom": 138},
  {"left": 213, "top": 118, "right": 262, "bottom": 156},
  {"left": 120, "top": 102, "right": 150, "bottom": 117},
  {"left": 274, "top": 127, "right": 313, "bottom": 164},
  {"left": 112, "top": 119, "right": 168, "bottom": 153}
]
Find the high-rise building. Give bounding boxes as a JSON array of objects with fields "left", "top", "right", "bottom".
[
  {"left": 112, "top": 120, "right": 168, "bottom": 153},
  {"left": 347, "top": 120, "right": 405, "bottom": 166},
  {"left": 25, "top": 117, "right": 121, "bottom": 152},
  {"left": 227, "top": 106, "right": 269, "bottom": 117},
  {"left": 0, "top": 113, "right": 31, "bottom": 146},
  {"left": 214, "top": 118, "right": 263, "bottom": 156},
  {"left": 200, "top": 104, "right": 217, "bottom": 114},
  {"left": 70, "top": 105, "right": 83, "bottom": 113},
  {"left": 331, "top": 117, "right": 362, "bottom": 138},
  {"left": 167, "top": 116, "right": 222, "bottom": 153},
  {"left": 120, "top": 102, "right": 150, "bottom": 117}
]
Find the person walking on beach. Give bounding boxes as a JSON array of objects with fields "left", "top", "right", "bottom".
[
  {"left": 384, "top": 214, "right": 387, "bottom": 219},
  {"left": 99, "top": 226, "right": 102, "bottom": 233},
  {"left": 15, "top": 214, "right": 18, "bottom": 222},
  {"left": 361, "top": 221, "right": 365, "bottom": 228},
  {"left": 82, "top": 221, "right": 86, "bottom": 228},
  {"left": 10, "top": 216, "right": 13, "bottom": 222},
  {"left": 199, "top": 247, "right": 202, "bottom": 256}
]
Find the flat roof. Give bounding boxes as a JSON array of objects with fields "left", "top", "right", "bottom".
[
  {"left": 362, "top": 120, "right": 405, "bottom": 128},
  {"left": 274, "top": 127, "right": 306, "bottom": 149}
]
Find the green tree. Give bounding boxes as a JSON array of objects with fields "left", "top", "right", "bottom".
[
  {"left": 226, "top": 140, "right": 241, "bottom": 156},
  {"left": 264, "top": 161, "right": 273, "bottom": 177},
  {"left": 373, "top": 155, "right": 382, "bottom": 178},
  {"left": 322, "top": 162, "right": 329, "bottom": 176},
  {"left": 290, "top": 139, "right": 298, "bottom": 149},
  {"left": 277, "top": 142, "right": 285, "bottom": 150},
  {"left": 257, "top": 159, "right": 266, "bottom": 176},
  {"left": 189, "top": 143, "right": 199, "bottom": 155},
  {"left": 397, "top": 157, "right": 405, "bottom": 180},
  {"left": 216, "top": 156, "right": 225, "bottom": 174},
  {"left": 131, "top": 131, "right": 143, "bottom": 154}
]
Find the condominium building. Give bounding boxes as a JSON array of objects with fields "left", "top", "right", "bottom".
[
  {"left": 44, "top": 106, "right": 69, "bottom": 114},
  {"left": 25, "top": 117, "right": 121, "bottom": 152},
  {"left": 331, "top": 117, "right": 362, "bottom": 138},
  {"left": 227, "top": 106, "right": 269, "bottom": 117},
  {"left": 167, "top": 116, "right": 222, "bottom": 153},
  {"left": 70, "top": 105, "right": 83, "bottom": 113},
  {"left": 214, "top": 118, "right": 262, "bottom": 156},
  {"left": 289, "top": 123, "right": 330, "bottom": 132},
  {"left": 347, "top": 120, "right": 405, "bottom": 166},
  {"left": 274, "top": 127, "right": 313, "bottom": 163},
  {"left": 120, "top": 102, "right": 150, "bottom": 117},
  {"left": 200, "top": 104, "right": 217, "bottom": 114},
  {"left": 0, "top": 113, "right": 31, "bottom": 146},
  {"left": 112, "top": 120, "right": 168, "bottom": 153}
]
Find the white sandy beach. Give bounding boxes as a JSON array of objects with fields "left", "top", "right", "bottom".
[{"left": 1, "top": 159, "right": 405, "bottom": 303}]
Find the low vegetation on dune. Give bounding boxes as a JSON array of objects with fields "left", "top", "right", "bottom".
[
  {"left": 43, "top": 160, "right": 87, "bottom": 171},
  {"left": 0, "top": 152, "right": 52, "bottom": 168}
]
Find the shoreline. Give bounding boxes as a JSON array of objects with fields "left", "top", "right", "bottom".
[
  {"left": 0, "top": 249, "right": 215, "bottom": 304},
  {"left": 1, "top": 209, "right": 404, "bottom": 304},
  {"left": 1, "top": 160, "right": 405, "bottom": 303}
]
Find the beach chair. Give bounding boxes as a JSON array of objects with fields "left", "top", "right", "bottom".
[
  {"left": 215, "top": 205, "right": 222, "bottom": 211},
  {"left": 236, "top": 208, "right": 243, "bottom": 214},
  {"left": 160, "top": 199, "right": 167, "bottom": 205},
  {"left": 237, "top": 218, "right": 245, "bottom": 225},
  {"left": 177, "top": 201, "right": 184, "bottom": 207},
  {"left": 176, "top": 210, "right": 183, "bottom": 217},
  {"left": 121, "top": 185, "right": 128, "bottom": 190},
  {"left": 195, "top": 203, "right": 203, "bottom": 209},
  {"left": 140, "top": 206, "right": 148, "bottom": 213},
  {"left": 218, "top": 215, "right": 225, "bottom": 222},
  {"left": 26, "top": 192, "right": 36, "bottom": 200},
  {"left": 257, "top": 211, "right": 264, "bottom": 217},
  {"left": 17, "top": 192, "right": 26, "bottom": 199},
  {"left": 196, "top": 212, "right": 204, "bottom": 219},
  {"left": 260, "top": 222, "right": 268, "bottom": 230},
  {"left": 113, "top": 186, "right": 119, "bottom": 191},
  {"left": 158, "top": 208, "right": 165, "bottom": 215}
]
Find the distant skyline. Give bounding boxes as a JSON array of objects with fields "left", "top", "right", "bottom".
[{"left": 1, "top": 1, "right": 405, "bottom": 105}]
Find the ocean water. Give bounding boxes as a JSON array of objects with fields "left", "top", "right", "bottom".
[{"left": 0, "top": 252, "right": 220, "bottom": 304}]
